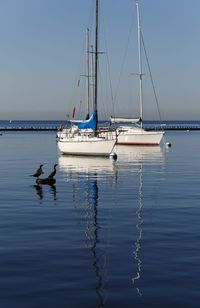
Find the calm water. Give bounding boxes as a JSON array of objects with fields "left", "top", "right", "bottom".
[{"left": 0, "top": 131, "right": 200, "bottom": 307}]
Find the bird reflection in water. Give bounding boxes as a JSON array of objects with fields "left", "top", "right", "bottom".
[
  {"left": 50, "top": 184, "right": 57, "bottom": 200},
  {"left": 34, "top": 184, "right": 57, "bottom": 201},
  {"left": 132, "top": 164, "right": 143, "bottom": 297},
  {"left": 34, "top": 184, "right": 43, "bottom": 200}
]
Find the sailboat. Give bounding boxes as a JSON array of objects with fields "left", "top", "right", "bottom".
[
  {"left": 110, "top": 1, "right": 164, "bottom": 146},
  {"left": 57, "top": 0, "right": 116, "bottom": 156}
]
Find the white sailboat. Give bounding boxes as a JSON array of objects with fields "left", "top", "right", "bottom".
[
  {"left": 111, "top": 1, "right": 164, "bottom": 146},
  {"left": 57, "top": 0, "right": 116, "bottom": 156}
]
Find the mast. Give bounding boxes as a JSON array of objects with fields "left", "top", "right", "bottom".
[
  {"left": 91, "top": 44, "right": 95, "bottom": 111},
  {"left": 86, "top": 28, "right": 90, "bottom": 117},
  {"left": 94, "top": 0, "right": 99, "bottom": 131},
  {"left": 136, "top": 1, "right": 143, "bottom": 128}
]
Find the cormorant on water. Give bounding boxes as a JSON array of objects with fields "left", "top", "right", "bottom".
[
  {"left": 32, "top": 164, "right": 44, "bottom": 178},
  {"left": 48, "top": 164, "right": 58, "bottom": 179}
]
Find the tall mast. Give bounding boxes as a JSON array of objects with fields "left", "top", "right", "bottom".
[
  {"left": 91, "top": 44, "right": 95, "bottom": 110},
  {"left": 136, "top": 1, "right": 143, "bottom": 127},
  {"left": 94, "top": 0, "right": 99, "bottom": 131},
  {"left": 86, "top": 28, "right": 90, "bottom": 117}
]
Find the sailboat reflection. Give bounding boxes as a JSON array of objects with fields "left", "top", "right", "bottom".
[
  {"left": 122, "top": 146, "right": 163, "bottom": 296},
  {"left": 58, "top": 147, "right": 164, "bottom": 302},
  {"left": 113, "top": 146, "right": 164, "bottom": 297},
  {"left": 59, "top": 157, "right": 114, "bottom": 306},
  {"left": 58, "top": 155, "right": 116, "bottom": 175},
  {"left": 58, "top": 145, "right": 164, "bottom": 175},
  {"left": 115, "top": 145, "right": 164, "bottom": 163}
]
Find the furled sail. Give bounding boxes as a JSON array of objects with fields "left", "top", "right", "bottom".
[
  {"left": 110, "top": 116, "right": 142, "bottom": 124},
  {"left": 70, "top": 111, "right": 97, "bottom": 130}
]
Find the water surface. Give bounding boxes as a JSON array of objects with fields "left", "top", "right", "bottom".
[{"left": 0, "top": 131, "right": 200, "bottom": 307}]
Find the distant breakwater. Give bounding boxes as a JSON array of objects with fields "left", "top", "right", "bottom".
[
  {"left": 1, "top": 125, "right": 200, "bottom": 131},
  {"left": 145, "top": 125, "right": 200, "bottom": 131},
  {"left": 0, "top": 126, "right": 58, "bottom": 131}
]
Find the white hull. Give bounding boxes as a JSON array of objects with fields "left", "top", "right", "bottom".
[
  {"left": 117, "top": 126, "right": 164, "bottom": 145},
  {"left": 57, "top": 134, "right": 116, "bottom": 156}
]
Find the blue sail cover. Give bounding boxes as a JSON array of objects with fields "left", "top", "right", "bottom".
[{"left": 70, "top": 111, "right": 97, "bottom": 130}]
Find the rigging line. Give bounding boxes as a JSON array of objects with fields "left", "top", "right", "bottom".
[
  {"left": 101, "top": 12, "right": 115, "bottom": 117},
  {"left": 113, "top": 16, "right": 135, "bottom": 104},
  {"left": 71, "top": 1, "right": 94, "bottom": 119},
  {"left": 141, "top": 32, "right": 163, "bottom": 124},
  {"left": 98, "top": 61, "right": 108, "bottom": 120},
  {"left": 68, "top": 2, "right": 95, "bottom": 114},
  {"left": 68, "top": 29, "right": 87, "bottom": 113},
  {"left": 87, "top": 0, "right": 95, "bottom": 33}
]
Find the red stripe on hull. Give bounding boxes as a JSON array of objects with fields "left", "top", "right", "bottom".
[{"left": 117, "top": 142, "right": 159, "bottom": 146}]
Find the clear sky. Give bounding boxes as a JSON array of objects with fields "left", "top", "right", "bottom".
[{"left": 0, "top": 0, "right": 199, "bottom": 120}]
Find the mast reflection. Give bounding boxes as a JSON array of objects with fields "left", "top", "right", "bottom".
[
  {"left": 124, "top": 145, "right": 164, "bottom": 296},
  {"left": 59, "top": 156, "right": 116, "bottom": 307},
  {"left": 86, "top": 175, "right": 105, "bottom": 307},
  {"left": 132, "top": 164, "right": 143, "bottom": 296}
]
